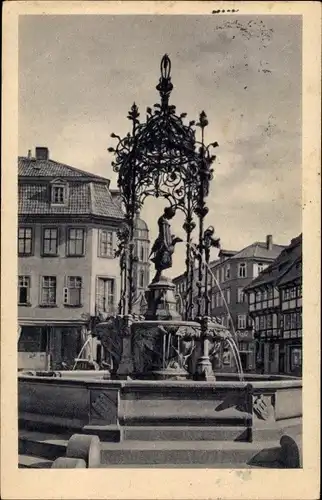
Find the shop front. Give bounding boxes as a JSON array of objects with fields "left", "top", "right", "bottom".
[
  {"left": 18, "top": 323, "right": 91, "bottom": 371},
  {"left": 283, "top": 341, "right": 302, "bottom": 377}
]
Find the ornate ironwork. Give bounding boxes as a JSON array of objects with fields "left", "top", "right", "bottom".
[{"left": 108, "top": 54, "right": 219, "bottom": 318}]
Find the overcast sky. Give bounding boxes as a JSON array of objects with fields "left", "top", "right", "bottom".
[{"left": 19, "top": 15, "right": 302, "bottom": 276}]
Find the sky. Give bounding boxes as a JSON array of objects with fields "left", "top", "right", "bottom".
[{"left": 19, "top": 15, "right": 302, "bottom": 276}]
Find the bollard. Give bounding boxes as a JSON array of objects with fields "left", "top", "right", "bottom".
[
  {"left": 51, "top": 457, "right": 86, "bottom": 468},
  {"left": 66, "top": 434, "right": 101, "bottom": 468},
  {"left": 280, "top": 434, "right": 302, "bottom": 468}
]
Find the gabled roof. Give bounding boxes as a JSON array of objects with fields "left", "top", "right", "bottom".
[
  {"left": 244, "top": 234, "right": 302, "bottom": 291},
  {"left": 18, "top": 156, "right": 108, "bottom": 181},
  {"left": 230, "top": 241, "right": 285, "bottom": 261},
  {"left": 277, "top": 257, "right": 302, "bottom": 287}
]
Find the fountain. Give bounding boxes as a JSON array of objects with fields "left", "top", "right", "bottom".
[{"left": 18, "top": 55, "right": 302, "bottom": 467}]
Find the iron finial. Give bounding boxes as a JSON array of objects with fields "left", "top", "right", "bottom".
[
  {"left": 160, "top": 54, "right": 171, "bottom": 79},
  {"left": 157, "top": 54, "right": 173, "bottom": 108}
]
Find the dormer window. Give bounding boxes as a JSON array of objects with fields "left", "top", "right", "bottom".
[
  {"left": 52, "top": 186, "right": 64, "bottom": 204},
  {"left": 50, "top": 179, "right": 68, "bottom": 205}
]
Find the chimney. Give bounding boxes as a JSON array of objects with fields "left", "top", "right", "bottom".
[
  {"left": 27, "top": 149, "right": 32, "bottom": 159},
  {"left": 35, "top": 147, "right": 49, "bottom": 161},
  {"left": 266, "top": 234, "right": 273, "bottom": 250}
]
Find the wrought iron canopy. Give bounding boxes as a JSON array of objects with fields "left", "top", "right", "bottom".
[{"left": 108, "top": 54, "right": 219, "bottom": 318}]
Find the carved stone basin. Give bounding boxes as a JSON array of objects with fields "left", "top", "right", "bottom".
[
  {"left": 131, "top": 319, "right": 230, "bottom": 380},
  {"left": 94, "top": 315, "right": 233, "bottom": 381}
]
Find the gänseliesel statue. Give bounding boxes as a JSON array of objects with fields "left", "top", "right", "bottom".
[{"left": 149, "top": 206, "right": 183, "bottom": 282}]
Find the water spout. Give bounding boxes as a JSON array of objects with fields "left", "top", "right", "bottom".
[
  {"left": 72, "top": 335, "right": 93, "bottom": 371},
  {"left": 187, "top": 242, "right": 245, "bottom": 381}
]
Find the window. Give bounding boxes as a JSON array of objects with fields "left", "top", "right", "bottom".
[
  {"left": 96, "top": 278, "right": 115, "bottom": 313},
  {"left": 268, "top": 288, "right": 273, "bottom": 299},
  {"left": 263, "top": 289, "right": 268, "bottom": 301},
  {"left": 284, "top": 313, "right": 291, "bottom": 330},
  {"left": 225, "top": 264, "right": 230, "bottom": 280},
  {"left": 41, "top": 276, "right": 56, "bottom": 306},
  {"left": 290, "top": 348, "right": 302, "bottom": 371},
  {"left": 139, "top": 270, "right": 145, "bottom": 288},
  {"left": 215, "top": 292, "right": 220, "bottom": 308},
  {"left": 297, "top": 312, "right": 302, "bottom": 328},
  {"left": 18, "top": 326, "right": 48, "bottom": 353},
  {"left": 99, "top": 230, "right": 113, "bottom": 257},
  {"left": 256, "top": 291, "right": 261, "bottom": 302},
  {"left": 257, "top": 263, "right": 265, "bottom": 275},
  {"left": 18, "top": 276, "right": 30, "bottom": 304},
  {"left": 290, "top": 312, "right": 297, "bottom": 329},
  {"left": 51, "top": 184, "right": 66, "bottom": 205},
  {"left": 43, "top": 228, "right": 58, "bottom": 255},
  {"left": 283, "top": 289, "right": 290, "bottom": 300},
  {"left": 259, "top": 316, "right": 266, "bottom": 330},
  {"left": 221, "top": 267, "right": 225, "bottom": 283},
  {"left": 18, "top": 227, "right": 32, "bottom": 255},
  {"left": 238, "top": 263, "right": 247, "bottom": 278},
  {"left": 67, "top": 228, "right": 85, "bottom": 256},
  {"left": 140, "top": 245, "right": 145, "bottom": 262},
  {"left": 290, "top": 287, "right": 297, "bottom": 299},
  {"left": 237, "top": 314, "right": 246, "bottom": 329},
  {"left": 272, "top": 314, "right": 278, "bottom": 328},
  {"left": 237, "top": 287, "right": 245, "bottom": 303},
  {"left": 64, "top": 277, "right": 82, "bottom": 306},
  {"left": 297, "top": 284, "right": 302, "bottom": 298},
  {"left": 226, "top": 288, "right": 231, "bottom": 304},
  {"left": 266, "top": 314, "right": 272, "bottom": 329},
  {"left": 249, "top": 292, "right": 255, "bottom": 304}
]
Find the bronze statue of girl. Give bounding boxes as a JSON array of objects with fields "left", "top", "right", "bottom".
[{"left": 149, "top": 206, "right": 183, "bottom": 282}]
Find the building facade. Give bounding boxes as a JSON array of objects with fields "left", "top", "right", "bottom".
[
  {"left": 208, "top": 235, "right": 285, "bottom": 372},
  {"left": 173, "top": 235, "right": 285, "bottom": 373},
  {"left": 133, "top": 216, "right": 150, "bottom": 301},
  {"left": 18, "top": 147, "right": 149, "bottom": 370},
  {"left": 244, "top": 234, "right": 302, "bottom": 377}
]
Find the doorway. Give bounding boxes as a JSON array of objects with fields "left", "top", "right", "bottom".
[{"left": 279, "top": 351, "right": 285, "bottom": 373}]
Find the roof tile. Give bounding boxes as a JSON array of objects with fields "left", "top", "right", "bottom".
[
  {"left": 19, "top": 157, "right": 107, "bottom": 180},
  {"left": 18, "top": 157, "right": 124, "bottom": 219}
]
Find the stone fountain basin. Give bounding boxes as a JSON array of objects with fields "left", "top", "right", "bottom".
[
  {"left": 18, "top": 373, "right": 302, "bottom": 443},
  {"left": 19, "top": 370, "right": 110, "bottom": 380},
  {"left": 131, "top": 319, "right": 229, "bottom": 336}
]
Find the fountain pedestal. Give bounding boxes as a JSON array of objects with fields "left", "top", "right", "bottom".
[
  {"left": 195, "top": 317, "right": 216, "bottom": 382},
  {"left": 145, "top": 276, "right": 181, "bottom": 321}
]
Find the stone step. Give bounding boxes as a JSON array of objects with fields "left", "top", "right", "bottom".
[
  {"left": 19, "top": 430, "right": 69, "bottom": 460},
  {"left": 18, "top": 453, "right": 280, "bottom": 470},
  {"left": 122, "top": 426, "right": 250, "bottom": 442},
  {"left": 18, "top": 454, "right": 53, "bottom": 468},
  {"left": 99, "top": 440, "right": 283, "bottom": 466},
  {"left": 18, "top": 430, "right": 284, "bottom": 468}
]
